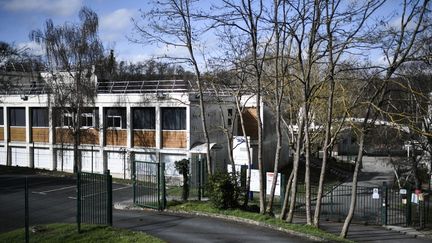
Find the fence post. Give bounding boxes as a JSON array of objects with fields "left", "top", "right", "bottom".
[
  {"left": 406, "top": 187, "right": 412, "bottom": 226},
  {"left": 241, "top": 165, "right": 247, "bottom": 190},
  {"left": 77, "top": 172, "right": 81, "bottom": 233},
  {"left": 161, "top": 162, "right": 166, "bottom": 210},
  {"left": 197, "top": 158, "right": 201, "bottom": 201},
  {"left": 202, "top": 158, "right": 207, "bottom": 197},
  {"left": 132, "top": 161, "right": 136, "bottom": 204},
  {"left": 381, "top": 182, "right": 388, "bottom": 225},
  {"left": 106, "top": 170, "right": 112, "bottom": 226},
  {"left": 25, "top": 177, "right": 29, "bottom": 243},
  {"left": 330, "top": 187, "right": 334, "bottom": 219},
  {"left": 280, "top": 173, "right": 285, "bottom": 209}
]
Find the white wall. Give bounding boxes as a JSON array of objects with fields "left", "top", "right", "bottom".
[
  {"left": 10, "top": 147, "right": 28, "bottom": 167},
  {"left": 160, "top": 153, "right": 187, "bottom": 176},
  {"left": 34, "top": 148, "right": 52, "bottom": 170},
  {"left": 106, "top": 151, "right": 128, "bottom": 179},
  {"left": 135, "top": 153, "right": 157, "bottom": 162},
  {"left": 56, "top": 149, "right": 74, "bottom": 172},
  {"left": 0, "top": 146, "right": 6, "bottom": 165},
  {"left": 81, "top": 150, "right": 103, "bottom": 173}
]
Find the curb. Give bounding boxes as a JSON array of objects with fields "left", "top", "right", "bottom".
[{"left": 384, "top": 225, "right": 432, "bottom": 240}]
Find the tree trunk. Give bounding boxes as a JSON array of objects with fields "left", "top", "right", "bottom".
[
  {"left": 340, "top": 131, "right": 365, "bottom": 238},
  {"left": 313, "top": 0, "right": 336, "bottom": 226},
  {"left": 287, "top": 113, "right": 305, "bottom": 222},
  {"left": 181, "top": 2, "right": 212, "bottom": 175},
  {"left": 236, "top": 97, "right": 253, "bottom": 207},
  {"left": 266, "top": 0, "right": 283, "bottom": 215},
  {"left": 216, "top": 100, "right": 235, "bottom": 175},
  {"left": 280, "top": 170, "right": 294, "bottom": 220},
  {"left": 304, "top": 105, "right": 312, "bottom": 225}
]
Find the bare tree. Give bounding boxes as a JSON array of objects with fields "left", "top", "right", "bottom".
[
  {"left": 313, "top": 0, "right": 384, "bottom": 227},
  {"left": 31, "top": 7, "right": 104, "bottom": 173},
  {"left": 341, "top": 0, "right": 430, "bottom": 237},
  {"left": 265, "top": 0, "right": 295, "bottom": 215},
  {"left": 207, "top": 0, "right": 272, "bottom": 214},
  {"left": 132, "top": 0, "right": 213, "bottom": 174}
]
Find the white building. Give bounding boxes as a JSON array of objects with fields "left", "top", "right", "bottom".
[{"left": 0, "top": 73, "right": 289, "bottom": 179}]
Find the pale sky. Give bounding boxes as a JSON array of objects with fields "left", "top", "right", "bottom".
[
  {"left": 0, "top": 0, "right": 160, "bottom": 63},
  {"left": 0, "top": 0, "right": 407, "bottom": 67}
]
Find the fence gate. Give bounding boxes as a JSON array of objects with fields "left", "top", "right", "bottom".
[
  {"left": 77, "top": 170, "right": 112, "bottom": 231},
  {"left": 133, "top": 161, "right": 165, "bottom": 210},
  {"left": 385, "top": 186, "right": 408, "bottom": 226}
]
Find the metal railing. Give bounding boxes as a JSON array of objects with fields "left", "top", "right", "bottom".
[
  {"left": 289, "top": 182, "right": 431, "bottom": 228},
  {"left": 97, "top": 80, "right": 188, "bottom": 94}
]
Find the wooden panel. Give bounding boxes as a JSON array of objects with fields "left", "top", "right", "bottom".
[
  {"left": 55, "top": 128, "right": 74, "bottom": 144},
  {"left": 162, "top": 131, "right": 187, "bottom": 148},
  {"left": 106, "top": 129, "right": 127, "bottom": 146},
  {"left": 32, "top": 128, "right": 49, "bottom": 143},
  {"left": 0, "top": 127, "right": 3, "bottom": 141},
  {"left": 10, "top": 127, "right": 26, "bottom": 142},
  {"left": 56, "top": 128, "right": 100, "bottom": 145},
  {"left": 237, "top": 108, "right": 258, "bottom": 140},
  {"left": 133, "top": 130, "right": 156, "bottom": 147},
  {"left": 80, "top": 129, "right": 99, "bottom": 145}
]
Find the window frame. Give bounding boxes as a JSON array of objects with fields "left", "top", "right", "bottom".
[
  {"left": 9, "top": 108, "right": 26, "bottom": 127},
  {"left": 62, "top": 113, "right": 73, "bottom": 127},
  {"left": 106, "top": 115, "right": 122, "bottom": 129},
  {"left": 0, "top": 107, "right": 3, "bottom": 126},
  {"left": 227, "top": 108, "right": 233, "bottom": 126},
  {"left": 32, "top": 108, "right": 49, "bottom": 127},
  {"left": 161, "top": 107, "right": 186, "bottom": 131},
  {"left": 133, "top": 107, "right": 156, "bottom": 130},
  {"left": 80, "top": 112, "right": 95, "bottom": 128}
]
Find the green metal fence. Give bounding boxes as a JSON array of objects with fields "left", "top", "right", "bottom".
[
  {"left": 189, "top": 158, "right": 207, "bottom": 200},
  {"left": 133, "top": 161, "right": 166, "bottom": 210},
  {"left": 77, "top": 170, "right": 112, "bottom": 232},
  {"left": 288, "top": 182, "right": 431, "bottom": 228}
]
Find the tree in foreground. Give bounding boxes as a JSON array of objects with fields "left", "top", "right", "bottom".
[
  {"left": 31, "top": 7, "right": 104, "bottom": 173},
  {"left": 132, "top": 0, "right": 213, "bottom": 175}
]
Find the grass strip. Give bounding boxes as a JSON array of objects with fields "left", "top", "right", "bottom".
[{"left": 0, "top": 223, "right": 164, "bottom": 243}]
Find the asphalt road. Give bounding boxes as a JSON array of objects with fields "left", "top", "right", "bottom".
[{"left": 0, "top": 174, "right": 311, "bottom": 242}]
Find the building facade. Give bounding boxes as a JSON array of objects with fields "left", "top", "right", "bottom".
[{"left": 0, "top": 74, "right": 289, "bottom": 179}]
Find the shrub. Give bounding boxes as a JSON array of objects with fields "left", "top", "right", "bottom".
[
  {"left": 207, "top": 172, "right": 240, "bottom": 209},
  {"left": 175, "top": 159, "right": 189, "bottom": 201}
]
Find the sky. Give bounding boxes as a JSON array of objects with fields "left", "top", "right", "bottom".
[
  {"left": 0, "top": 0, "right": 406, "bottom": 66},
  {"left": 0, "top": 0, "right": 159, "bottom": 63}
]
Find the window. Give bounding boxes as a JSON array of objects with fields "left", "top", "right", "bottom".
[
  {"left": 227, "top": 108, "right": 233, "bottom": 126},
  {"left": 0, "top": 108, "right": 3, "bottom": 125},
  {"left": 162, "top": 107, "right": 186, "bottom": 130},
  {"left": 105, "top": 108, "right": 126, "bottom": 129},
  {"left": 9, "top": 108, "right": 25, "bottom": 126},
  {"left": 107, "top": 116, "right": 122, "bottom": 128},
  {"left": 62, "top": 113, "right": 73, "bottom": 127},
  {"left": 81, "top": 113, "right": 94, "bottom": 127},
  {"left": 32, "top": 108, "right": 48, "bottom": 127},
  {"left": 133, "top": 108, "right": 155, "bottom": 129}
]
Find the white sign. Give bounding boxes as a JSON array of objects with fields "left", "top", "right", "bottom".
[
  {"left": 249, "top": 169, "right": 282, "bottom": 196},
  {"left": 250, "top": 169, "right": 261, "bottom": 192},
  {"left": 232, "top": 136, "right": 252, "bottom": 165},
  {"left": 266, "top": 172, "right": 281, "bottom": 196},
  {"left": 372, "top": 188, "right": 380, "bottom": 199},
  {"left": 399, "top": 189, "right": 407, "bottom": 195},
  {"left": 412, "top": 193, "right": 419, "bottom": 204}
]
